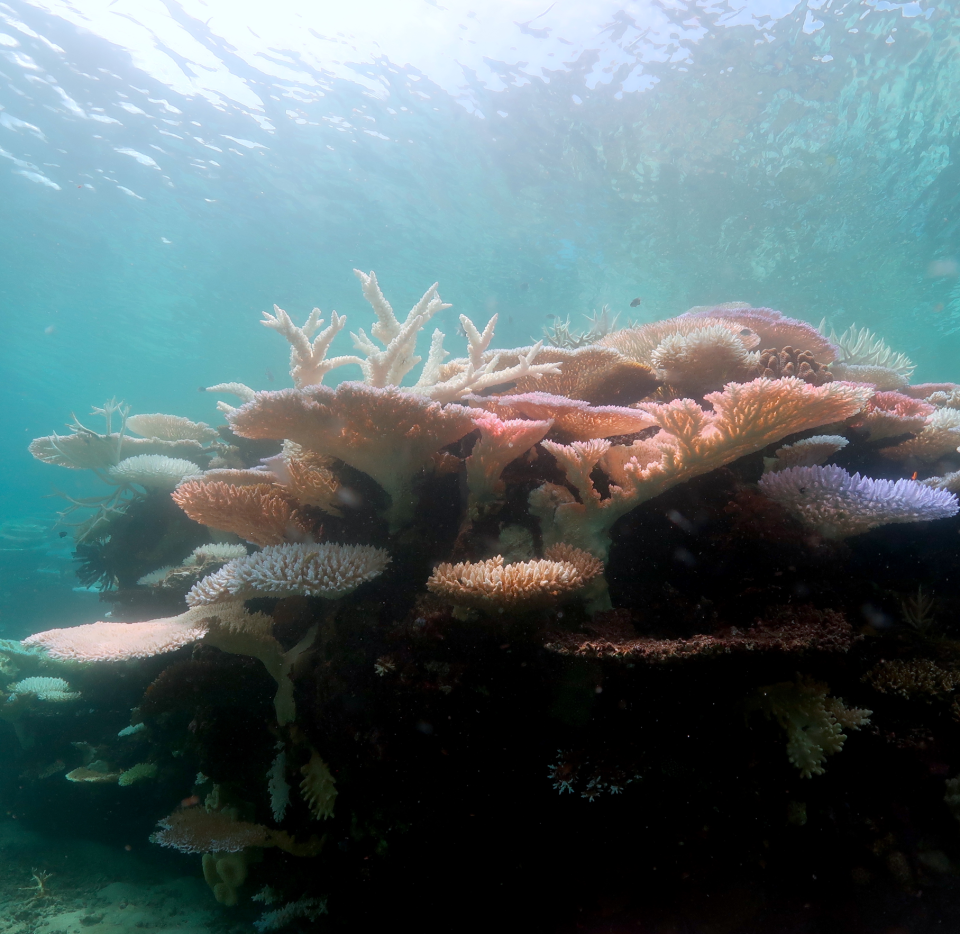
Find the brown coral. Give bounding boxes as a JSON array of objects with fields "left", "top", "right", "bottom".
[
  {"left": 172, "top": 481, "right": 308, "bottom": 547},
  {"left": 863, "top": 659, "right": 960, "bottom": 701},
  {"left": 151, "top": 806, "right": 319, "bottom": 856},
  {"left": 756, "top": 346, "right": 833, "bottom": 386},
  {"left": 544, "top": 606, "right": 857, "bottom": 660}
]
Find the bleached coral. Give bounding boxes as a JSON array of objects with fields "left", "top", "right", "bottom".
[
  {"left": 187, "top": 543, "right": 249, "bottom": 564},
  {"left": 137, "top": 566, "right": 176, "bottom": 587},
  {"left": 261, "top": 269, "right": 559, "bottom": 402},
  {"left": 228, "top": 382, "right": 479, "bottom": 528},
  {"left": 827, "top": 323, "right": 915, "bottom": 377},
  {"left": 828, "top": 363, "right": 908, "bottom": 391},
  {"left": 649, "top": 323, "right": 760, "bottom": 394},
  {"left": 186, "top": 542, "right": 390, "bottom": 606},
  {"left": 465, "top": 413, "right": 553, "bottom": 513},
  {"left": 758, "top": 465, "right": 958, "bottom": 538},
  {"left": 126, "top": 414, "right": 219, "bottom": 443},
  {"left": 880, "top": 406, "right": 960, "bottom": 462},
  {"left": 755, "top": 675, "right": 871, "bottom": 778},
  {"left": 762, "top": 435, "right": 849, "bottom": 474},
  {"left": 22, "top": 605, "right": 218, "bottom": 662},
  {"left": 852, "top": 391, "right": 934, "bottom": 442},
  {"left": 108, "top": 455, "right": 201, "bottom": 490},
  {"left": 6, "top": 677, "right": 79, "bottom": 702},
  {"left": 427, "top": 548, "right": 602, "bottom": 611}
]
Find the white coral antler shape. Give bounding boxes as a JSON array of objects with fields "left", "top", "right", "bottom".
[{"left": 261, "top": 305, "right": 363, "bottom": 388}]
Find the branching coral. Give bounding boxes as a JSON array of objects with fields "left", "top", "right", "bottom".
[
  {"left": 266, "top": 442, "right": 344, "bottom": 515},
  {"left": 261, "top": 270, "right": 559, "bottom": 402},
  {"left": 427, "top": 547, "right": 602, "bottom": 611},
  {"left": 172, "top": 480, "right": 309, "bottom": 546},
  {"left": 754, "top": 675, "right": 871, "bottom": 778},
  {"left": 186, "top": 542, "right": 390, "bottom": 606},
  {"left": 227, "top": 382, "right": 479, "bottom": 528},
  {"left": 758, "top": 465, "right": 959, "bottom": 538},
  {"left": 531, "top": 378, "right": 871, "bottom": 557}
]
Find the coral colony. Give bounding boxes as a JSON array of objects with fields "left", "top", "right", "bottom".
[{"left": 11, "top": 272, "right": 960, "bottom": 928}]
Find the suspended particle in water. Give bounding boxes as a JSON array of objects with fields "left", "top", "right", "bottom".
[{"left": 630, "top": 297, "right": 642, "bottom": 307}]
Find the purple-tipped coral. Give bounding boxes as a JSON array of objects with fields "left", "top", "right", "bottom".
[{"left": 758, "top": 464, "right": 959, "bottom": 539}]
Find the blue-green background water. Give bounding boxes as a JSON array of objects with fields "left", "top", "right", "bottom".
[{"left": 2, "top": 0, "right": 959, "bottom": 631}]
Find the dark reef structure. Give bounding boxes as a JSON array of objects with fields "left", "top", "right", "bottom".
[{"left": 8, "top": 276, "right": 960, "bottom": 932}]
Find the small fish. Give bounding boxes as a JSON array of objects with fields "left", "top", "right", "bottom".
[
  {"left": 911, "top": 471, "right": 918, "bottom": 480},
  {"left": 181, "top": 795, "right": 200, "bottom": 808},
  {"left": 546, "top": 314, "right": 555, "bottom": 320},
  {"left": 198, "top": 386, "right": 207, "bottom": 392},
  {"left": 266, "top": 368, "right": 275, "bottom": 383},
  {"left": 630, "top": 298, "right": 642, "bottom": 307}
]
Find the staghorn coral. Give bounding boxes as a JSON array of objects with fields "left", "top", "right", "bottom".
[
  {"left": 427, "top": 547, "right": 602, "bottom": 612},
  {"left": 468, "top": 392, "right": 656, "bottom": 443},
  {"left": 172, "top": 481, "right": 309, "bottom": 547},
  {"left": 532, "top": 378, "right": 871, "bottom": 557},
  {"left": 300, "top": 750, "right": 338, "bottom": 820},
  {"left": 762, "top": 435, "right": 849, "bottom": 474},
  {"left": 21, "top": 605, "right": 218, "bottom": 662},
  {"left": 851, "top": 392, "right": 934, "bottom": 441},
  {"left": 879, "top": 407, "right": 960, "bottom": 462},
  {"left": 108, "top": 455, "right": 202, "bottom": 491},
  {"left": 261, "top": 304, "right": 360, "bottom": 388},
  {"left": 759, "top": 465, "right": 959, "bottom": 538},
  {"left": 126, "top": 414, "right": 219, "bottom": 443},
  {"left": 683, "top": 305, "right": 837, "bottom": 362},
  {"left": 755, "top": 346, "right": 833, "bottom": 386},
  {"left": 227, "top": 382, "right": 479, "bottom": 528},
  {"left": 754, "top": 676, "right": 871, "bottom": 778},
  {"left": 465, "top": 413, "right": 553, "bottom": 514},
  {"left": 187, "top": 542, "right": 390, "bottom": 606},
  {"left": 863, "top": 659, "right": 960, "bottom": 701},
  {"left": 6, "top": 677, "right": 80, "bottom": 702}
]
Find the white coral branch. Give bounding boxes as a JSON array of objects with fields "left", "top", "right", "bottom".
[
  {"left": 261, "top": 306, "right": 362, "bottom": 388},
  {"left": 206, "top": 382, "right": 257, "bottom": 415}
]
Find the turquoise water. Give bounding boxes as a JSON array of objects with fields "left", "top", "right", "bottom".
[{"left": 4, "top": 1, "right": 960, "bottom": 929}]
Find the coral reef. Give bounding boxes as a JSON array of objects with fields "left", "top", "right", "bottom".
[{"left": 16, "top": 276, "right": 960, "bottom": 930}]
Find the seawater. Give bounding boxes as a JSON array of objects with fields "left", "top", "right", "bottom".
[{"left": 2, "top": 0, "right": 960, "bottom": 928}]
